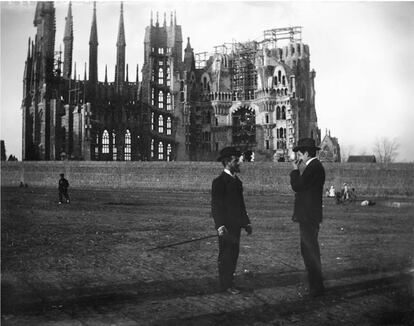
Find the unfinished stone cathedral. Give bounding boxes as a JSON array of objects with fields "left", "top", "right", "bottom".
[{"left": 21, "top": 2, "right": 320, "bottom": 162}]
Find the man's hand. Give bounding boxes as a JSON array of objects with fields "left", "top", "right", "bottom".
[
  {"left": 292, "top": 159, "right": 302, "bottom": 170},
  {"left": 217, "top": 225, "right": 227, "bottom": 236},
  {"left": 245, "top": 224, "right": 252, "bottom": 235}
]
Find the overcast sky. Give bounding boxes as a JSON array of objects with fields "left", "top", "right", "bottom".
[{"left": 1, "top": 1, "right": 414, "bottom": 161}]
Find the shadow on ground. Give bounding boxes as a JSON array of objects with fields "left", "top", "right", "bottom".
[{"left": 2, "top": 266, "right": 412, "bottom": 317}]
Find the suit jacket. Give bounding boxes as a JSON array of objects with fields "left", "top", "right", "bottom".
[
  {"left": 58, "top": 178, "right": 69, "bottom": 191},
  {"left": 211, "top": 172, "right": 250, "bottom": 230},
  {"left": 290, "top": 158, "right": 325, "bottom": 225}
]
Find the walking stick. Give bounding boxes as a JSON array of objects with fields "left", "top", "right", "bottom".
[{"left": 147, "top": 234, "right": 217, "bottom": 251}]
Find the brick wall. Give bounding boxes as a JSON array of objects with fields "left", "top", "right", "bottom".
[{"left": 1, "top": 161, "right": 413, "bottom": 197}]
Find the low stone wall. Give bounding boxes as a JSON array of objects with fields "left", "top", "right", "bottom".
[{"left": 1, "top": 161, "right": 413, "bottom": 197}]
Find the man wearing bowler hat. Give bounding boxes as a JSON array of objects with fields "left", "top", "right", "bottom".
[
  {"left": 211, "top": 147, "right": 252, "bottom": 294},
  {"left": 290, "top": 138, "right": 325, "bottom": 296}
]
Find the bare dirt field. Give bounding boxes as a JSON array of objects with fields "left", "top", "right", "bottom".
[{"left": 1, "top": 186, "right": 413, "bottom": 325}]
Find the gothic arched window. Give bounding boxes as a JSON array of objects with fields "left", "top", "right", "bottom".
[
  {"left": 166, "top": 93, "right": 171, "bottom": 111},
  {"left": 167, "top": 144, "right": 172, "bottom": 161},
  {"left": 151, "top": 139, "right": 154, "bottom": 158},
  {"left": 158, "top": 141, "right": 164, "bottom": 160},
  {"left": 158, "top": 68, "right": 163, "bottom": 84},
  {"left": 158, "top": 115, "right": 164, "bottom": 133},
  {"left": 158, "top": 91, "right": 163, "bottom": 109},
  {"left": 281, "top": 106, "right": 286, "bottom": 120},
  {"left": 166, "top": 117, "right": 172, "bottom": 135},
  {"left": 166, "top": 67, "right": 171, "bottom": 86},
  {"left": 151, "top": 112, "right": 154, "bottom": 130},
  {"left": 125, "top": 129, "right": 131, "bottom": 161},
  {"left": 102, "top": 130, "right": 109, "bottom": 154},
  {"left": 276, "top": 106, "right": 281, "bottom": 120}
]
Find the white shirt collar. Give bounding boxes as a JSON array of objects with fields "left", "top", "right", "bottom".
[
  {"left": 224, "top": 168, "right": 235, "bottom": 177},
  {"left": 305, "top": 157, "right": 318, "bottom": 166}
]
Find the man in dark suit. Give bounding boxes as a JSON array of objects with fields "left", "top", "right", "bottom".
[
  {"left": 211, "top": 147, "right": 252, "bottom": 294},
  {"left": 290, "top": 138, "right": 325, "bottom": 296},
  {"left": 58, "top": 173, "right": 70, "bottom": 204}
]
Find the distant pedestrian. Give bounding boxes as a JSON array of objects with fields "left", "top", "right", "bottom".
[
  {"left": 341, "top": 183, "right": 349, "bottom": 201},
  {"left": 211, "top": 147, "right": 252, "bottom": 295},
  {"left": 58, "top": 173, "right": 70, "bottom": 204},
  {"left": 328, "top": 185, "right": 336, "bottom": 198},
  {"left": 290, "top": 138, "right": 325, "bottom": 297}
]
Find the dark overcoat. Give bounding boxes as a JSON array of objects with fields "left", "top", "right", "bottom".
[
  {"left": 290, "top": 158, "right": 325, "bottom": 225},
  {"left": 59, "top": 178, "right": 69, "bottom": 191},
  {"left": 211, "top": 172, "right": 250, "bottom": 230}
]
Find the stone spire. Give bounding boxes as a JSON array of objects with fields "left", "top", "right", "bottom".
[
  {"left": 184, "top": 37, "right": 195, "bottom": 71},
  {"left": 116, "top": 2, "right": 126, "bottom": 47},
  {"left": 63, "top": 2, "right": 73, "bottom": 79},
  {"left": 89, "top": 2, "right": 98, "bottom": 87},
  {"left": 115, "top": 2, "right": 126, "bottom": 91}
]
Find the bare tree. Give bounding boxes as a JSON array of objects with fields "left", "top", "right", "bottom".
[{"left": 373, "top": 137, "right": 399, "bottom": 163}]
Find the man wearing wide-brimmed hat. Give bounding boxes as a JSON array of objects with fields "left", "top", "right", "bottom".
[
  {"left": 211, "top": 147, "right": 252, "bottom": 294},
  {"left": 290, "top": 138, "right": 325, "bottom": 297}
]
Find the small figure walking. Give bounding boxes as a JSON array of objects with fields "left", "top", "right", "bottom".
[{"left": 58, "top": 173, "right": 70, "bottom": 204}]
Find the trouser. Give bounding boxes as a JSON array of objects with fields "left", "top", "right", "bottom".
[
  {"left": 218, "top": 228, "right": 241, "bottom": 290},
  {"left": 299, "top": 222, "right": 324, "bottom": 292},
  {"left": 59, "top": 189, "right": 70, "bottom": 203}
]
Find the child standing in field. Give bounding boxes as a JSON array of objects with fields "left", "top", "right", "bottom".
[{"left": 58, "top": 173, "right": 70, "bottom": 204}]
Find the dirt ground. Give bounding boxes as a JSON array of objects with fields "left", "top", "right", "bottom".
[{"left": 1, "top": 186, "right": 413, "bottom": 325}]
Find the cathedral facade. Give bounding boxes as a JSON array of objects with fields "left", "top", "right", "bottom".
[{"left": 21, "top": 2, "right": 321, "bottom": 162}]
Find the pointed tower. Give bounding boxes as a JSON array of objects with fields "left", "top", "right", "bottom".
[
  {"left": 171, "top": 10, "right": 182, "bottom": 68},
  {"left": 22, "top": 37, "right": 33, "bottom": 161},
  {"left": 32, "top": 1, "right": 56, "bottom": 160},
  {"left": 89, "top": 2, "right": 98, "bottom": 90},
  {"left": 33, "top": 1, "right": 56, "bottom": 84},
  {"left": 23, "top": 37, "right": 32, "bottom": 101},
  {"left": 63, "top": 2, "right": 73, "bottom": 79},
  {"left": 115, "top": 2, "right": 126, "bottom": 92},
  {"left": 183, "top": 37, "right": 195, "bottom": 72}
]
